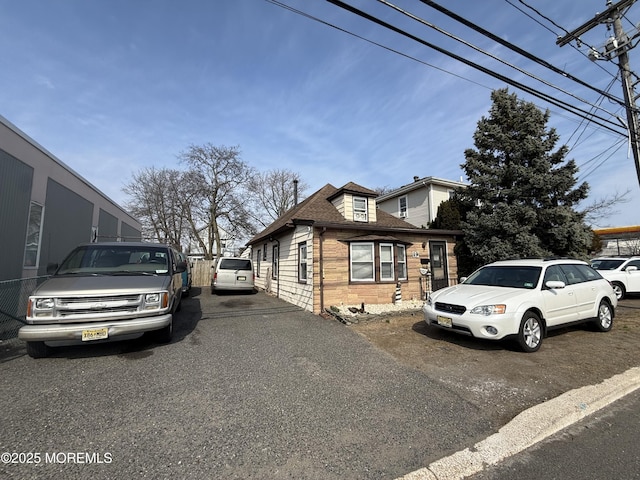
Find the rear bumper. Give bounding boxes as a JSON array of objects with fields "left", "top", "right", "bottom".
[{"left": 18, "top": 315, "right": 172, "bottom": 342}]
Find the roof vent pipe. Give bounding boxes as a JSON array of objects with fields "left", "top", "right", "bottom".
[{"left": 293, "top": 179, "right": 299, "bottom": 205}]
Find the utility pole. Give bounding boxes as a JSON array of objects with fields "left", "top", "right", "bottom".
[{"left": 557, "top": 0, "right": 640, "bottom": 188}]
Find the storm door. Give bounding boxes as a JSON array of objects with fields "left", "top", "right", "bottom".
[{"left": 429, "top": 241, "right": 449, "bottom": 291}]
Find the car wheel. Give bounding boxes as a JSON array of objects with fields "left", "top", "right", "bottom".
[
  {"left": 595, "top": 300, "right": 614, "bottom": 332},
  {"left": 517, "top": 311, "right": 543, "bottom": 353},
  {"left": 155, "top": 319, "right": 173, "bottom": 343},
  {"left": 611, "top": 282, "right": 625, "bottom": 300},
  {"left": 26, "top": 341, "right": 51, "bottom": 359}
]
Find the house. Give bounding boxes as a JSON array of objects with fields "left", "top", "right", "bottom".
[
  {"left": 0, "top": 114, "right": 141, "bottom": 281},
  {"left": 246, "top": 182, "right": 462, "bottom": 314},
  {"left": 376, "top": 176, "right": 467, "bottom": 228}
]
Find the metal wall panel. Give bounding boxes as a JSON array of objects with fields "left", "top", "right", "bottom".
[
  {"left": 121, "top": 221, "right": 142, "bottom": 242},
  {"left": 0, "top": 150, "right": 33, "bottom": 281},
  {"left": 98, "top": 208, "right": 118, "bottom": 242},
  {"left": 39, "top": 178, "right": 94, "bottom": 272}
]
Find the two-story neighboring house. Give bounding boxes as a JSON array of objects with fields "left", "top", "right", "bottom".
[
  {"left": 246, "top": 182, "right": 462, "bottom": 314},
  {"left": 376, "top": 176, "right": 467, "bottom": 290},
  {"left": 376, "top": 176, "right": 467, "bottom": 229}
]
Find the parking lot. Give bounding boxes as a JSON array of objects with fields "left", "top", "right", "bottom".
[
  {"left": 1, "top": 289, "right": 490, "bottom": 480},
  {"left": 1, "top": 290, "right": 639, "bottom": 479}
]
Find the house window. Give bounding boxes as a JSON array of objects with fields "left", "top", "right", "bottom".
[
  {"left": 255, "top": 249, "right": 261, "bottom": 277},
  {"left": 263, "top": 244, "right": 267, "bottom": 261},
  {"left": 350, "top": 243, "right": 374, "bottom": 281},
  {"left": 399, "top": 196, "right": 408, "bottom": 218},
  {"left": 350, "top": 241, "right": 410, "bottom": 283},
  {"left": 353, "top": 197, "right": 368, "bottom": 222},
  {"left": 272, "top": 245, "right": 279, "bottom": 279},
  {"left": 380, "top": 243, "right": 395, "bottom": 281},
  {"left": 24, "top": 202, "right": 44, "bottom": 268},
  {"left": 298, "top": 242, "right": 308, "bottom": 282},
  {"left": 397, "top": 245, "right": 407, "bottom": 280}
]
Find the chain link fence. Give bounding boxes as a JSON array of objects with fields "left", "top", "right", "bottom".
[{"left": 0, "top": 276, "right": 49, "bottom": 344}]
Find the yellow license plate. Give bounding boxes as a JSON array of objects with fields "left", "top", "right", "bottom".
[
  {"left": 82, "top": 327, "right": 108, "bottom": 341},
  {"left": 437, "top": 316, "right": 453, "bottom": 328},
  {"left": 237, "top": 276, "right": 246, "bottom": 281}
]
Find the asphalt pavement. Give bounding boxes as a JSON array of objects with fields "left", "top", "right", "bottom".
[
  {"left": 1, "top": 289, "right": 490, "bottom": 480},
  {"left": 2, "top": 290, "right": 639, "bottom": 480},
  {"left": 466, "top": 389, "right": 640, "bottom": 480}
]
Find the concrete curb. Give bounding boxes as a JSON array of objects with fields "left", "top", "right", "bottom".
[{"left": 397, "top": 366, "right": 640, "bottom": 480}]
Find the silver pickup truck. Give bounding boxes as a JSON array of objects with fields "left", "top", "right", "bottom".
[{"left": 20, "top": 242, "right": 186, "bottom": 358}]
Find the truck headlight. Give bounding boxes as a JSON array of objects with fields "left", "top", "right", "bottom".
[
  {"left": 28, "top": 297, "right": 55, "bottom": 318},
  {"left": 35, "top": 298, "right": 55, "bottom": 309},
  {"left": 143, "top": 292, "right": 169, "bottom": 310}
]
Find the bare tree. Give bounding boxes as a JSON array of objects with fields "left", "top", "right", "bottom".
[
  {"left": 178, "top": 144, "right": 255, "bottom": 259},
  {"left": 122, "top": 167, "right": 187, "bottom": 250},
  {"left": 580, "top": 190, "right": 631, "bottom": 226},
  {"left": 247, "top": 168, "right": 309, "bottom": 227}
]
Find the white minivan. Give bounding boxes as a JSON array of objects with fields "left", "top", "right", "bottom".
[{"left": 211, "top": 257, "right": 255, "bottom": 294}]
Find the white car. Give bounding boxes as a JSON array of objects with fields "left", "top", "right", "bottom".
[
  {"left": 591, "top": 256, "right": 640, "bottom": 300},
  {"left": 423, "top": 258, "right": 617, "bottom": 352}
]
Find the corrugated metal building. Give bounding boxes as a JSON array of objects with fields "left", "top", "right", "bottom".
[{"left": 0, "top": 114, "right": 141, "bottom": 281}]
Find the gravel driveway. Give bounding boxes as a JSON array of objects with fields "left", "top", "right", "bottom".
[{"left": 1, "top": 289, "right": 494, "bottom": 480}]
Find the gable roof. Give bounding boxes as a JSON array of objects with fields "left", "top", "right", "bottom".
[
  {"left": 248, "top": 182, "right": 454, "bottom": 245},
  {"left": 376, "top": 176, "right": 468, "bottom": 202}
]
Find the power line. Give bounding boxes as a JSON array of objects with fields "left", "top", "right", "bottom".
[
  {"left": 504, "top": 0, "right": 618, "bottom": 79},
  {"left": 415, "top": 0, "right": 627, "bottom": 108},
  {"left": 277, "top": 0, "right": 604, "bottom": 140},
  {"left": 264, "top": 0, "right": 492, "bottom": 90},
  {"left": 324, "top": 0, "right": 626, "bottom": 136},
  {"left": 376, "top": 0, "right": 624, "bottom": 122},
  {"left": 266, "top": 0, "right": 627, "bottom": 137}
]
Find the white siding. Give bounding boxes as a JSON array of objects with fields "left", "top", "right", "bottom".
[{"left": 253, "top": 226, "right": 315, "bottom": 312}]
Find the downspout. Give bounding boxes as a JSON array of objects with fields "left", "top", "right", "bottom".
[
  {"left": 319, "top": 227, "right": 326, "bottom": 313},
  {"left": 273, "top": 238, "right": 280, "bottom": 298},
  {"left": 273, "top": 237, "right": 281, "bottom": 298}
]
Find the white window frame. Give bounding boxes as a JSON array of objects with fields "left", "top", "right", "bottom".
[
  {"left": 350, "top": 242, "right": 375, "bottom": 281},
  {"left": 272, "top": 245, "right": 279, "bottom": 279},
  {"left": 23, "top": 202, "right": 44, "bottom": 268},
  {"left": 353, "top": 196, "right": 368, "bottom": 222},
  {"left": 379, "top": 243, "right": 395, "bottom": 281},
  {"left": 397, "top": 245, "right": 407, "bottom": 280},
  {"left": 298, "top": 242, "right": 308, "bottom": 282},
  {"left": 399, "top": 196, "right": 408, "bottom": 218}
]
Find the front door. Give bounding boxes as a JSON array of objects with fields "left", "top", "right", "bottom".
[{"left": 429, "top": 241, "right": 448, "bottom": 291}]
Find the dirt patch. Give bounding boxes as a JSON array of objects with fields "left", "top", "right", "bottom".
[{"left": 350, "top": 300, "right": 640, "bottom": 425}]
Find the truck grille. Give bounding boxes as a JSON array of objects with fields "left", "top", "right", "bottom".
[{"left": 55, "top": 294, "right": 143, "bottom": 317}]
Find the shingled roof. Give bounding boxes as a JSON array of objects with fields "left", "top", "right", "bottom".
[{"left": 248, "top": 182, "right": 430, "bottom": 245}]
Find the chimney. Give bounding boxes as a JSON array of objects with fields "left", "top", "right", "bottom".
[{"left": 293, "top": 179, "right": 299, "bottom": 205}]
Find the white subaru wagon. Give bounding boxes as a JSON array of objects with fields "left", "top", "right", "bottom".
[{"left": 423, "top": 258, "right": 617, "bottom": 352}]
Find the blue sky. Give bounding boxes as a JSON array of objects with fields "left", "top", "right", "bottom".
[{"left": 1, "top": 0, "right": 639, "bottom": 228}]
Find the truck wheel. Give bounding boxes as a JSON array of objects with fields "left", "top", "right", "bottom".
[
  {"left": 26, "top": 341, "right": 51, "bottom": 358},
  {"left": 155, "top": 320, "right": 173, "bottom": 343}
]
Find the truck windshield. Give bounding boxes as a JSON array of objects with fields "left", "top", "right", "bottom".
[{"left": 57, "top": 245, "right": 170, "bottom": 275}]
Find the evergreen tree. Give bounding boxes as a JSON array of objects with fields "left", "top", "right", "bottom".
[{"left": 460, "top": 89, "right": 591, "bottom": 266}]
